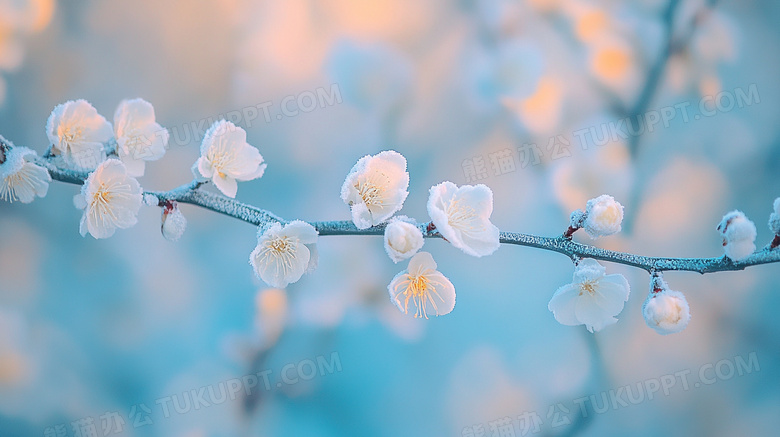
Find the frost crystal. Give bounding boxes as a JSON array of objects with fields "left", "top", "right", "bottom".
[
  {"left": 581, "top": 194, "right": 623, "bottom": 238},
  {"left": 383, "top": 216, "right": 424, "bottom": 263},
  {"left": 46, "top": 99, "right": 113, "bottom": 171},
  {"left": 717, "top": 210, "right": 756, "bottom": 261},
  {"left": 250, "top": 220, "right": 318, "bottom": 288},
  {"left": 114, "top": 98, "right": 169, "bottom": 177},
  {"left": 427, "top": 181, "right": 500, "bottom": 257},
  {"left": 387, "top": 252, "right": 456, "bottom": 318},
  {"left": 142, "top": 193, "right": 159, "bottom": 207},
  {"left": 73, "top": 159, "right": 143, "bottom": 239},
  {"left": 195, "top": 120, "right": 266, "bottom": 198},
  {"left": 340, "top": 150, "right": 409, "bottom": 229},
  {"left": 548, "top": 258, "right": 630, "bottom": 332},
  {"left": 161, "top": 201, "right": 187, "bottom": 242},
  {"left": 0, "top": 142, "right": 50, "bottom": 203},
  {"left": 643, "top": 276, "right": 691, "bottom": 335}
]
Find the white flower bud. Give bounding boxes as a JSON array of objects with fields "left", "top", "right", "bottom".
[
  {"left": 717, "top": 210, "right": 756, "bottom": 261},
  {"left": 768, "top": 197, "right": 780, "bottom": 236},
  {"left": 383, "top": 217, "right": 424, "bottom": 263},
  {"left": 161, "top": 201, "right": 187, "bottom": 241},
  {"left": 643, "top": 276, "right": 690, "bottom": 335},
  {"left": 581, "top": 194, "right": 624, "bottom": 238}
]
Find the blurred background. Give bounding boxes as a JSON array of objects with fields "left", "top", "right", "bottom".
[{"left": 1, "top": 0, "right": 779, "bottom": 436}]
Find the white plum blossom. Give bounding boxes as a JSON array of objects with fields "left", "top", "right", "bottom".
[
  {"left": 340, "top": 150, "right": 409, "bottom": 229},
  {"left": 113, "top": 98, "right": 169, "bottom": 177},
  {"left": 643, "top": 276, "right": 691, "bottom": 335},
  {"left": 387, "top": 251, "right": 455, "bottom": 318},
  {"left": 768, "top": 197, "right": 780, "bottom": 236},
  {"left": 0, "top": 141, "right": 50, "bottom": 203},
  {"left": 427, "top": 181, "right": 500, "bottom": 257},
  {"left": 250, "top": 220, "right": 318, "bottom": 288},
  {"left": 717, "top": 210, "right": 756, "bottom": 261},
  {"left": 46, "top": 99, "right": 113, "bottom": 171},
  {"left": 161, "top": 201, "right": 187, "bottom": 242},
  {"left": 194, "top": 120, "right": 266, "bottom": 198},
  {"left": 576, "top": 194, "right": 624, "bottom": 238},
  {"left": 383, "top": 216, "right": 424, "bottom": 263},
  {"left": 548, "top": 258, "right": 630, "bottom": 332},
  {"left": 73, "top": 159, "right": 143, "bottom": 239}
]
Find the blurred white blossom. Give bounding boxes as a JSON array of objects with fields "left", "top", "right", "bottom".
[
  {"left": 254, "top": 288, "right": 288, "bottom": 349},
  {"left": 427, "top": 181, "right": 500, "bottom": 257},
  {"left": 388, "top": 251, "right": 455, "bottom": 318},
  {"left": 717, "top": 210, "right": 756, "bottom": 261},
  {"left": 73, "top": 159, "right": 143, "bottom": 239},
  {"left": 548, "top": 258, "right": 630, "bottom": 332},
  {"left": 643, "top": 276, "right": 690, "bottom": 335},
  {"left": 341, "top": 150, "right": 409, "bottom": 229},
  {"left": 194, "top": 120, "right": 266, "bottom": 198},
  {"left": 46, "top": 99, "right": 113, "bottom": 171},
  {"left": 0, "top": 142, "right": 50, "bottom": 203},
  {"left": 383, "top": 216, "right": 424, "bottom": 263},
  {"left": 113, "top": 98, "right": 169, "bottom": 177},
  {"left": 250, "top": 220, "right": 318, "bottom": 288}
]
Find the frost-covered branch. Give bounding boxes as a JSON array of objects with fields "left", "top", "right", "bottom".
[
  {"left": 4, "top": 98, "right": 779, "bottom": 335},
  {"left": 35, "top": 156, "right": 780, "bottom": 275}
]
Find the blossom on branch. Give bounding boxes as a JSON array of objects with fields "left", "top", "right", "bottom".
[
  {"left": 570, "top": 194, "right": 624, "bottom": 238},
  {"left": 194, "top": 120, "right": 266, "bottom": 198},
  {"left": 113, "top": 98, "right": 169, "bottom": 177},
  {"left": 427, "top": 181, "right": 500, "bottom": 257},
  {"left": 717, "top": 210, "right": 756, "bottom": 261},
  {"left": 340, "top": 150, "right": 409, "bottom": 229},
  {"left": 250, "top": 220, "right": 318, "bottom": 288},
  {"left": 643, "top": 275, "right": 690, "bottom": 335},
  {"left": 548, "top": 258, "right": 630, "bottom": 332},
  {"left": 73, "top": 159, "right": 143, "bottom": 239},
  {"left": 383, "top": 216, "right": 424, "bottom": 263},
  {"left": 161, "top": 201, "right": 187, "bottom": 242},
  {"left": 46, "top": 99, "right": 113, "bottom": 171},
  {"left": 0, "top": 142, "right": 50, "bottom": 203},
  {"left": 387, "top": 251, "right": 455, "bottom": 318}
]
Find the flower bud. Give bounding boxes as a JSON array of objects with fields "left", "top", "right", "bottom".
[
  {"left": 581, "top": 194, "right": 623, "bottom": 238},
  {"left": 643, "top": 275, "right": 690, "bottom": 335},
  {"left": 717, "top": 210, "right": 756, "bottom": 261},
  {"left": 161, "top": 201, "right": 187, "bottom": 241},
  {"left": 383, "top": 217, "right": 424, "bottom": 263}
]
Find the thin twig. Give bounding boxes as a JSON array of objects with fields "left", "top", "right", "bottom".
[{"left": 35, "top": 154, "right": 780, "bottom": 275}]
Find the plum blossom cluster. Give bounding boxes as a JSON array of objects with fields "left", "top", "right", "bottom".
[
  {"left": 2, "top": 104, "right": 779, "bottom": 332},
  {"left": 1, "top": 98, "right": 267, "bottom": 240},
  {"left": 550, "top": 195, "right": 772, "bottom": 334},
  {"left": 339, "top": 150, "right": 501, "bottom": 318}
]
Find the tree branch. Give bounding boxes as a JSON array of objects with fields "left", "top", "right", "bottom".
[{"left": 35, "top": 154, "right": 780, "bottom": 275}]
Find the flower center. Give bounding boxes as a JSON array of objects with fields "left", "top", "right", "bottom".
[
  {"left": 355, "top": 171, "right": 392, "bottom": 209},
  {"left": 59, "top": 125, "right": 84, "bottom": 147},
  {"left": 267, "top": 236, "right": 293, "bottom": 255},
  {"left": 579, "top": 280, "right": 597, "bottom": 296},
  {"left": 91, "top": 183, "right": 114, "bottom": 207},
  {"left": 391, "top": 269, "right": 449, "bottom": 319},
  {"left": 260, "top": 235, "right": 299, "bottom": 275},
  {"left": 446, "top": 198, "right": 483, "bottom": 232}
]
